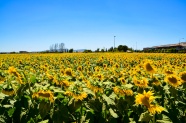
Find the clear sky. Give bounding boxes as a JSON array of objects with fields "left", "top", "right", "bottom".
[{"left": 0, "top": 0, "right": 186, "bottom": 52}]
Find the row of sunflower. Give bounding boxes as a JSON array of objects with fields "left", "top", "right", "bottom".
[{"left": 0, "top": 53, "right": 186, "bottom": 123}]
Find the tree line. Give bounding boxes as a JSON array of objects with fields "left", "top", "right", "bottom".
[{"left": 48, "top": 43, "right": 133, "bottom": 53}]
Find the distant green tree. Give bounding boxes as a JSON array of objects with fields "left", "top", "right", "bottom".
[
  {"left": 108, "top": 47, "right": 113, "bottom": 52},
  {"left": 83, "top": 50, "right": 92, "bottom": 53},
  {"left": 95, "top": 48, "right": 100, "bottom": 52},
  {"left": 117, "top": 45, "right": 128, "bottom": 52},
  {"left": 69, "top": 49, "right": 73, "bottom": 53}
]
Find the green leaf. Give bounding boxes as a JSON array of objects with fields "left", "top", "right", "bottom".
[
  {"left": 83, "top": 88, "right": 95, "bottom": 96},
  {"left": 0, "top": 115, "right": 6, "bottom": 123},
  {"left": 27, "top": 118, "right": 35, "bottom": 123},
  {"left": 0, "top": 93, "right": 6, "bottom": 99},
  {"left": 138, "top": 111, "right": 153, "bottom": 122},
  {"left": 3, "top": 105, "right": 12, "bottom": 108},
  {"left": 30, "top": 75, "right": 37, "bottom": 83},
  {"left": 8, "top": 107, "right": 16, "bottom": 117},
  {"left": 102, "top": 94, "right": 115, "bottom": 105},
  {"left": 123, "top": 84, "right": 133, "bottom": 89},
  {"left": 156, "top": 114, "right": 172, "bottom": 123},
  {"left": 109, "top": 92, "right": 117, "bottom": 100},
  {"left": 39, "top": 101, "right": 51, "bottom": 119},
  {"left": 38, "top": 120, "right": 49, "bottom": 123},
  {"left": 109, "top": 108, "right": 118, "bottom": 118},
  {"left": 52, "top": 105, "right": 70, "bottom": 123}
]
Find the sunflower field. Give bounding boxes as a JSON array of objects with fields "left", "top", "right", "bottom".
[{"left": 0, "top": 53, "right": 186, "bottom": 123}]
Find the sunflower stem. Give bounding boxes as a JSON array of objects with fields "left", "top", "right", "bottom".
[{"left": 153, "top": 114, "right": 155, "bottom": 123}]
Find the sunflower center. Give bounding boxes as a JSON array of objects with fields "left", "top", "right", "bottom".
[
  {"left": 142, "top": 96, "right": 150, "bottom": 108},
  {"left": 168, "top": 77, "right": 177, "bottom": 83},
  {"left": 181, "top": 73, "right": 186, "bottom": 81},
  {"left": 165, "top": 70, "right": 173, "bottom": 74},
  {"left": 65, "top": 71, "right": 72, "bottom": 76},
  {"left": 38, "top": 93, "right": 51, "bottom": 98},
  {"left": 145, "top": 63, "right": 153, "bottom": 71}
]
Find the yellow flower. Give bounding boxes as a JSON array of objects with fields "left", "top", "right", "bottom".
[
  {"left": 96, "top": 73, "right": 104, "bottom": 81},
  {"left": 144, "top": 61, "right": 156, "bottom": 73},
  {"left": 0, "top": 76, "right": 5, "bottom": 84},
  {"left": 123, "top": 89, "right": 133, "bottom": 96},
  {"left": 77, "top": 66, "right": 83, "bottom": 72},
  {"left": 103, "top": 64, "right": 107, "bottom": 68},
  {"left": 164, "top": 75, "right": 182, "bottom": 87},
  {"left": 8, "top": 66, "right": 21, "bottom": 77},
  {"left": 8, "top": 66, "right": 17, "bottom": 74},
  {"left": 32, "top": 90, "right": 54, "bottom": 103},
  {"left": 2, "top": 89, "right": 15, "bottom": 96},
  {"left": 148, "top": 105, "right": 164, "bottom": 115},
  {"left": 135, "top": 90, "right": 155, "bottom": 108},
  {"left": 64, "top": 68, "right": 73, "bottom": 76},
  {"left": 179, "top": 71, "right": 186, "bottom": 82},
  {"left": 113, "top": 86, "right": 119, "bottom": 94},
  {"left": 65, "top": 91, "right": 87, "bottom": 101},
  {"left": 94, "top": 66, "right": 100, "bottom": 73},
  {"left": 60, "top": 80, "right": 71, "bottom": 87},
  {"left": 152, "top": 77, "right": 161, "bottom": 86},
  {"left": 163, "top": 69, "right": 175, "bottom": 75},
  {"left": 119, "top": 77, "right": 126, "bottom": 84},
  {"left": 113, "top": 87, "right": 133, "bottom": 96},
  {"left": 87, "top": 81, "right": 103, "bottom": 93},
  {"left": 133, "top": 76, "right": 148, "bottom": 88}
]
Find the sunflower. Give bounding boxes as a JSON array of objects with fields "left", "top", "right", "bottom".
[
  {"left": 119, "top": 77, "right": 126, "bottom": 84},
  {"left": 65, "top": 91, "right": 87, "bottom": 101},
  {"left": 123, "top": 89, "right": 133, "bottom": 96},
  {"left": 0, "top": 76, "right": 5, "bottom": 84},
  {"left": 32, "top": 90, "right": 54, "bottom": 103},
  {"left": 95, "top": 73, "right": 104, "bottom": 81},
  {"left": 148, "top": 105, "right": 165, "bottom": 115},
  {"left": 152, "top": 77, "right": 161, "bottom": 86},
  {"left": 77, "top": 66, "right": 83, "bottom": 72},
  {"left": 113, "top": 86, "right": 133, "bottom": 96},
  {"left": 135, "top": 90, "right": 155, "bottom": 108},
  {"left": 87, "top": 81, "right": 103, "bottom": 93},
  {"left": 133, "top": 76, "right": 148, "bottom": 88},
  {"left": 179, "top": 71, "right": 186, "bottom": 82},
  {"left": 60, "top": 80, "right": 71, "bottom": 87},
  {"left": 94, "top": 66, "right": 100, "bottom": 73},
  {"left": 2, "top": 89, "right": 15, "bottom": 96},
  {"left": 163, "top": 69, "right": 175, "bottom": 75},
  {"left": 103, "top": 64, "right": 107, "bottom": 68},
  {"left": 64, "top": 68, "right": 73, "bottom": 76},
  {"left": 143, "top": 61, "right": 156, "bottom": 73},
  {"left": 8, "top": 66, "right": 17, "bottom": 74},
  {"left": 8, "top": 66, "right": 20, "bottom": 77},
  {"left": 164, "top": 75, "right": 182, "bottom": 87}
]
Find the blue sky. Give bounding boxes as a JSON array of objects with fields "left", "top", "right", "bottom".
[{"left": 0, "top": 0, "right": 186, "bottom": 52}]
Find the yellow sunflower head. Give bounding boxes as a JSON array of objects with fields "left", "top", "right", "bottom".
[
  {"left": 32, "top": 90, "right": 54, "bottom": 103},
  {"left": 163, "top": 69, "right": 175, "bottom": 75},
  {"left": 148, "top": 105, "right": 164, "bottom": 115},
  {"left": 164, "top": 75, "right": 182, "bottom": 87},
  {"left": 135, "top": 90, "right": 155, "bottom": 108},
  {"left": 179, "top": 71, "right": 186, "bottom": 83},
  {"left": 119, "top": 77, "right": 126, "bottom": 84},
  {"left": 64, "top": 68, "right": 73, "bottom": 76},
  {"left": 133, "top": 76, "right": 148, "bottom": 88},
  {"left": 144, "top": 61, "right": 156, "bottom": 73},
  {"left": 77, "top": 66, "right": 83, "bottom": 72}
]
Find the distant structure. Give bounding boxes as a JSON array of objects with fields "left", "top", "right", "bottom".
[
  {"left": 19, "top": 51, "right": 28, "bottom": 53},
  {"left": 143, "top": 42, "right": 186, "bottom": 51}
]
